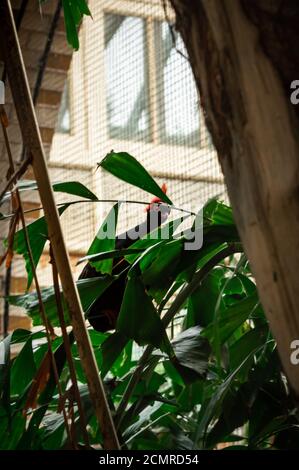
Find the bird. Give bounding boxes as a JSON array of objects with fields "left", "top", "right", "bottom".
[
  {"left": 23, "top": 186, "right": 171, "bottom": 412},
  {"left": 78, "top": 184, "right": 170, "bottom": 333}
]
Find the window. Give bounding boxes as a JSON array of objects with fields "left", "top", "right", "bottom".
[
  {"left": 104, "top": 13, "right": 201, "bottom": 147},
  {"left": 154, "top": 22, "right": 200, "bottom": 146},
  {"left": 104, "top": 14, "right": 150, "bottom": 142},
  {"left": 56, "top": 81, "right": 71, "bottom": 134}
]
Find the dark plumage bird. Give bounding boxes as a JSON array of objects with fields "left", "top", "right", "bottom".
[
  {"left": 25, "top": 190, "right": 170, "bottom": 405},
  {"left": 79, "top": 185, "right": 170, "bottom": 333}
]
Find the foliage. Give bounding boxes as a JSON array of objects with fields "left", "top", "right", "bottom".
[
  {"left": 0, "top": 152, "right": 298, "bottom": 450},
  {"left": 39, "top": 0, "right": 91, "bottom": 50}
]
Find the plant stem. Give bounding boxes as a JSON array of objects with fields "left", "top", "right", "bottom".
[{"left": 1, "top": 198, "right": 197, "bottom": 220}]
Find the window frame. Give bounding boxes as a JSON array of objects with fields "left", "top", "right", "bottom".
[
  {"left": 103, "top": 5, "right": 204, "bottom": 149},
  {"left": 104, "top": 13, "right": 152, "bottom": 143}
]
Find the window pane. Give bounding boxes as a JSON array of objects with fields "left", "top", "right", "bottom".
[
  {"left": 56, "top": 82, "right": 70, "bottom": 134},
  {"left": 104, "top": 14, "right": 150, "bottom": 142},
  {"left": 155, "top": 22, "right": 200, "bottom": 147}
]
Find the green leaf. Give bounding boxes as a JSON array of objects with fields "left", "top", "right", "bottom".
[
  {"left": 62, "top": 0, "right": 79, "bottom": 49},
  {"left": 77, "top": 248, "right": 144, "bottom": 265},
  {"left": 195, "top": 348, "right": 261, "bottom": 445},
  {"left": 62, "top": 0, "right": 91, "bottom": 50},
  {"left": 99, "top": 331, "right": 129, "bottom": 378},
  {"left": 112, "top": 371, "right": 165, "bottom": 401},
  {"left": 186, "top": 267, "right": 226, "bottom": 328},
  {"left": 202, "top": 293, "right": 260, "bottom": 350},
  {"left": 170, "top": 326, "right": 211, "bottom": 383},
  {"left": 14, "top": 180, "right": 98, "bottom": 201},
  {"left": 75, "top": 0, "right": 92, "bottom": 16},
  {"left": 69, "top": 0, "right": 82, "bottom": 25},
  {"left": 86, "top": 203, "right": 120, "bottom": 274},
  {"left": 10, "top": 329, "right": 45, "bottom": 345},
  {"left": 123, "top": 401, "right": 165, "bottom": 442},
  {"left": 125, "top": 216, "right": 188, "bottom": 264},
  {"left": 110, "top": 340, "right": 134, "bottom": 378},
  {"left": 229, "top": 325, "right": 269, "bottom": 375},
  {"left": 0, "top": 412, "right": 26, "bottom": 450},
  {"left": 205, "top": 386, "right": 250, "bottom": 448},
  {"left": 5, "top": 205, "right": 69, "bottom": 290},
  {"left": 203, "top": 199, "right": 234, "bottom": 226},
  {"left": 130, "top": 239, "right": 184, "bottom": 303},
  {"left": 176, "top": 381, "right": 205, "bottom": 411},
  {"left": 253, "top": 416, "right": 290, "bottom": 447},
  {"left": 117, "top": 273, "right": 173, "bottom": 354},
  {"left": 10, "top": 338, "right": 36, "bottom": 397},
  {"left": 8, "top": 276, "right": 115, "bottom": 327},
  {"left": 163, "top": 360, "right": 185, "bottom": 387},
  {"left": 53, "top": 181, "right": 97, "bottom": 200},
  {"left": 41, "top": 413, "right": 66, "bottom": 450},
  {"left": 98, "top": 151, "right": 172, "bottom": 205},
  {"left": 141, "top": 240, "right": 182, "bottom": 288}
]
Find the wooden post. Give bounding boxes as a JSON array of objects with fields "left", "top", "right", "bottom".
[
  {"left": 0, "top": 0, "right": 120, "bottom": 449},
  {"left": 170, "top": 0, "right": 299, "bottom": 394}
]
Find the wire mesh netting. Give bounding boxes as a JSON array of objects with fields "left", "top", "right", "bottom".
[
  {"left": 50, "top": 0, "right": 225, "bottom": 252},
  {"left": 1, "top": 0, "right": 226, "bottom": 334}
]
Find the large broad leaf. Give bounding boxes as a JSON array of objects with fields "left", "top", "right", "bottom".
[
  {"left": 128, "top": 239, "right": 183, "bottom": 303},
  {"left": 186, "top": 268, "right": 250, "bottom": 330},
  {"left": 4, "top": 205, "right": 69, "bottom": 290},
  {"left": 156, "top": 327, "right": 211, "bottom": 385},
  {"left": 109, "top": 339, "right": 134, "bottom": 378},
  {"left": 99, "top": 331, "right": 129, "bottom": 378},
  {"left": 170, "top": 326, "right": 211, "bottom": 382},
  {"left": 141, "top": 240, "right": 183, "bottom": 288},
  {"left": 229, "top": 325, "right": 269, "bottom": 377},
  {"left": 202, "top": 293, "right": 260, "bottom": 350},
  {"left": 40, "top": 413, "right": 66, "bottom": 450},
  {"left": 175, "top": 381, "right": 205, "bottom": 411},
  {"left": 175, "top": 221, "right": 240, "bottom": 281},
  {"left": 51, "top": 180, "right": 97, "bottom": 201},
  {"left": 0, "top": 411, "right": 26, "bottom": 450},
  {"left": 2, "top": 180, "right": 98, "bottom": 206},
  {"left": 203, "top": 199, "right": 234, "bottom": 226},
  {"left": 186, "top": 267, "right": 226, "bottom": 328},
  {"left": 194, "top": 348, "right": 261, "bottom": 445},
  {"left": 125, "top": 216, "right": 188, "bottom": 264},
  {"left": 86, "top": 203, "right": 120, "bottom": 274},
  {"left": 123, "top": 401, "right": 166, "bottom": 442},
  {"left": 117, "top": 272, "right": 173, "bottom": 354},
  {"left": 112, "top": 371, "right": 165, "bottom": 402},
  {"left": 248, "top": 385, "right": 287, "bottom": 447},
  {"left": 10, "top": 338, "right": 36, "bottom": 397},
  {"left": 205, "top": 385, "right": 250, "bottom": 448},
  {"left": 62, "top": 0, "right": 91, "bottom": 50},
  {"left": 8, "top": 276, "right": 115, "bottom": 327},
  {"left": 99, "top": 151, "right": 172, "bottom": 205},
  {"left": 77, "top": 248, "right": 144, "bottom": 265}
]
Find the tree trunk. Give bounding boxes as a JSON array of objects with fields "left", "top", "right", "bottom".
[{"left": 169, "top": 0, "right": 299, "bottom": 394}]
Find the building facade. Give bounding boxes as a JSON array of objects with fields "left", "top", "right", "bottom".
[{"left": 0, "top": 0, "right": 225, "bottom": 333}]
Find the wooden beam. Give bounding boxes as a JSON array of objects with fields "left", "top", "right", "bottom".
[
  {"left": 170, "top": 0, "right": 299, "bottom": 394},
  {"left": 0, "top": 0, "right": 120, "bottom": 449}
]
